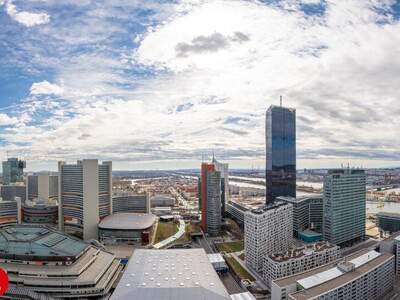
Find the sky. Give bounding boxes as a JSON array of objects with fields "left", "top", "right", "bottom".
[{"left": 0, "top": 0, "right": 400, "bottom": 171}]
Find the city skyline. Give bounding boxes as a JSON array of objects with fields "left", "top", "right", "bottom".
[{"left": 1, "top": 1, "right": 400, "bottom": 171}]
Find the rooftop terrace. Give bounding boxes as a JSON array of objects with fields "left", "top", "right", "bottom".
[
  {"left": 250, "top": 201, "right": 290, "bottom": 214},
  {"left": 269, "top": 242, "right": 337, "bottom": 262}
]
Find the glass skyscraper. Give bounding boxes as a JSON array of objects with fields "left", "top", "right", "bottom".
[
  {"left": 212, "top": 155, "right": 229, "bottom": 217},
  {"left": 2, "top": 158, "right": 26, "bottom": 185},
  {"left": 265, "top": 105, "right": 296, "bottom": 203}
]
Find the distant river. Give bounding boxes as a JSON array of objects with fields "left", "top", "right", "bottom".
[{"left": 366, "top": 201, "right": 400, "bottom": 214}]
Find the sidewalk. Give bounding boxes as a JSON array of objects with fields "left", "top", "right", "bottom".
[{"left": 230, "top": 252, "right": 269, "bottom": 290}]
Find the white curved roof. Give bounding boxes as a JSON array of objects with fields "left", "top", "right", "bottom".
[{"left": 99, "top": 213, "right": 156, "bottom": 230}]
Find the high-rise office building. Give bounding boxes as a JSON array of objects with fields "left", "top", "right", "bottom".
[
  {"left": 323, "top": 169, "right": 366, "bottom": 246},
  {"left": 26, "top": 173, "right": 58, "bottom": 202},
  {"left": 265, "top": 105, "right": 296, "bottom": 203},
  {"left": 244, "top": 202, "right": 293, "bottom": 272},
  {"left": 58, "top": 159, "right": 112, "bottom": 240},
  {"left": 200, "top": 163, "right": 221, "bottom": 235},
  {"left": 24, "top": 173, "right": 59, "bottom": 225},
  {"left": 212, "top": 155, "right": 229, "bottom": 216},
  {"left": 2, "top": 157, "right": 26, "bottom": 185},
  {"left": 278, "top": 195, "right": 323, "bottom": 238},
  {"left": 0, "top": 183, "right": 26, "bottom": 203}
]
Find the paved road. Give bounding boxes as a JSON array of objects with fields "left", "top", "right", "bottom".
[
  {"left": 194, "top": 236, "right": 214, "bottom": 254},
  {"left": 220, "top": 272, "right": 245, "bottom": 294},
  {"left": 341, "top": 239, "right": 379, "bottom": 256}
]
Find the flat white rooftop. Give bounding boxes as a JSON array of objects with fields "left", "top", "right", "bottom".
[
  {"left": 297, "top": 250, "right": 381, "bottom": 289},
  {"left": 230, "top": 292, "right": 256, "bottom": 300},
  {"left": 110, "top": 249, "right": 230, "bottom": 300},
  {"left": 208, "top": 253, "right": 225, "bottom": 264},
  {"left": 98, "top": 213, "right": 156, "bottom": 231}
]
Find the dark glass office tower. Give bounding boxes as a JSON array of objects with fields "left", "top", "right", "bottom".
[{"left": 265, "top": 105, "right": 296, "bottom": 203}]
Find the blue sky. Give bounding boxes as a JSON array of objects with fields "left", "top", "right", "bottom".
[{"left": 0, "top": 0, "right": 400, "bottom": 171}]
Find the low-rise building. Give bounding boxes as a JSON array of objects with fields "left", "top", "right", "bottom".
[
  {"left": 298, "top": 229, "right": 323, "bottom": 243},
  {"left": 263, "top": 241, "right": 340, "bottom": 287},
  {"left": 151, "top": 194, "right": 175, "bottom": 207},
  {"left": 98, "top": 212, "right": 156, "bottom": 244},
  {"left": 0, "top": 198, "right": 21, "bottom": 227},
  {"left": 0, "top": 224, "right": 122, "bottom": 299},
  {"left": 112, "top": 192, "right": 150, "bottom": 213},
  {"left": 226, "top": 197, "right": 264, "bottom": 225},
  {"left": 208, "top": 253, "right": 228, "bottom": 273},
  {"left": 111, "top": 248, "right": 230, "bottom": 300},
  {"left": 377, "top": 212, "right": 400, "bottom": 234},
  {"left": 22, "top": 200, "right": 58, "bottom": 225},
  {"left": 226, "top": 201, "right": 249, "bottom": 224},
  {"left": 271, "top": 249, "right": 394, "bottom": 300}
]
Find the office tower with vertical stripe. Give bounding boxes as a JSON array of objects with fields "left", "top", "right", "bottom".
[
  {"left": 26, "top": 173, "right": 58, "bottom": 202},
  {"left": 200, "top": 163, "right": 221, "bottom": 235},
  {"left": 58, "top": 159, "right": 112, "bottom": 240}
]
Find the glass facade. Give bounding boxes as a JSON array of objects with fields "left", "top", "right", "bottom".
[
  {"left": 265, "top": 105, "right": 296, "bottom": 203},
  {"left": 2, "top": 158, "right": 25, "bottom": 185},
  {"left": 323, "top": 169, "right": 366, "bottom": 246}
]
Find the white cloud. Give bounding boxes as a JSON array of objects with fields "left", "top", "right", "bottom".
[
  {"left": 2, "top": 0, "right": 400, "bottom": 169},
  {"left": 301, "top": 0, "right": 322, "bottom": 4},
  {"left": 0, "top": 113, "right": 18, "bottom": 126},
  {"left": 30, "top": 81, "right": 63, "bottom": 95},
  {"left": 5, "top": 0, "right": 50, "bottom": 27}
]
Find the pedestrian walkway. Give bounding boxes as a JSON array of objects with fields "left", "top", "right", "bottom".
[{"left": 153, "top": 219, "right": 186, "bottom": 249}]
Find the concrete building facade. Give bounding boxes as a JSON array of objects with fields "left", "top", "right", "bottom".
[
  {"left": 0, "top": 224, "right": 122, "bottom": 299},
  {"left": 226, "top": 201, "right": 249, "bottom": 225},
  {"left": 263, "top": 241, "right": 340, "bottom": 287},
  {"left": 323, "top": 169, "right": 366, "bottom": 246},
  {"left": 393, "top": 235, "right": 400, "bottom": 275},
  {"left": 58, "top": 159, "right": 112, "bottom": 240},
  {"left": 271, "top": 249, "right": 394, "bottom": 300},
  {"left": 244, "top": 202, "right": 293, "bottom": 272}
]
